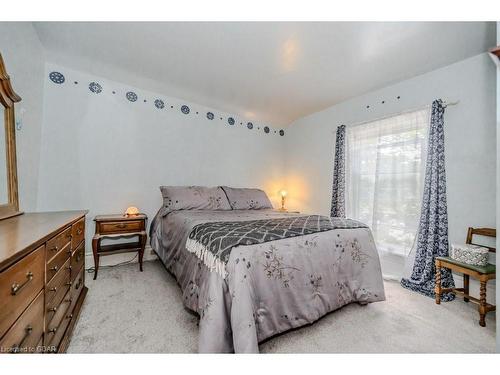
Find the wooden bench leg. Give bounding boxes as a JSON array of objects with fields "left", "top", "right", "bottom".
[
  {"left": 463, "top": 274, "right": 470, "bottom": 302},
  {"left": 435, "top": 263, "right": 441, "bottom": 304},
  {"left": 479, "top": 280, "right": 487, "bottom": 327}
]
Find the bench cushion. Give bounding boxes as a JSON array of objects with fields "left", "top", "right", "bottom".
[{"left": 436, "top": 256, "right": 496, "bottom": 275}]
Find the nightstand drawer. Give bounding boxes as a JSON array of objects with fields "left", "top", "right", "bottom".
[{"left": 99, "top": 220, "right": 143, "bottom": 234}]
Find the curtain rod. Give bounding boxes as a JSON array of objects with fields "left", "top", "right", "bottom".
[{"left": 333, "top": 99, "right": 459, "bottom": 132}]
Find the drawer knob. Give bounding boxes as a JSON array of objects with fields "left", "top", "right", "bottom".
[
  {"left": 66, "top": 313, "right": 73, "bottom": 319},
  {"left": 48, "top": 327, "right": 57, "bottom": 334},
  {"left": 116, "top": 223, "right": 126, "bottom": 229},
  {"left": 11, "top": 272, "right": 33, "bottom": 296},
  {"left": 12, "top": 325, "right": 33, "bottom": 352},
  {"left": 66, "top": 281, "right": 72, "bottom": 286},
  {"left": 49, "top": 286, "right": 57, "bottom": 292},
  {"left": 49, "top": 306, "right": 57, "bottom": 312},
  {"left": 76, "top": 228, "right": 83, "bottom": 235},
  {"left": 50, "top": 265, "right": 58, "bottom": 272},
  {"left": 50, "top": 246, "right": 59, "bottom": 252}
]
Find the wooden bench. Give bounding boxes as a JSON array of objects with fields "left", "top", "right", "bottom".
[{"left": 435, "top": 227, "right": 496, "bottom": 327}]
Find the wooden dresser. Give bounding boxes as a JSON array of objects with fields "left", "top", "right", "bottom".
[{"left": 0, "top": 211, "right": 88, "bottom": 353}]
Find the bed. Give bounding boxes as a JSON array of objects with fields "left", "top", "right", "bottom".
[{"left": 149, "top": 186, "right": 385, "bottom": 353}]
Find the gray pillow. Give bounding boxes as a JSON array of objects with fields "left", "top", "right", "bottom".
[
  {"left": 220, "top": 186, "right": 273, "bottom": 210},
  {"left": 159, "top": 186, "right": 231, "bottom": 215}
]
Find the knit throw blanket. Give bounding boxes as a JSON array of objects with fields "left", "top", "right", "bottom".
[{"left": 185, "top": 215, "right": 368, "bottom": 278}]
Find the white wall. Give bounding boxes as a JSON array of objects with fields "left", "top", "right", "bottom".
[
  {"left": 37, "top": 64, "right": 286, "bottom": 253},
  {"left": 0, "top": 23, "right": 45, "bottom": 212},
  {"left": 285, "top": 53, "right": 496, "bottom": 295}
]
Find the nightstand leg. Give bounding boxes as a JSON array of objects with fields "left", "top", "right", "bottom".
[
  {"left": 92, "top": 236, "right": 100, "bottom": 280},
  {"left": 139, "top": 232, "right": 146, "bottom": 272}
]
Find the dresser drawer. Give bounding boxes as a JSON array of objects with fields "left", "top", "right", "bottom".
[
  {"left": 0, "top": 291, "right": 44, "bottom": 354},
  {"left": 46, "top": 258, "right": 70, "bottom": 308},
  {"left": 46, "top": 227, "right": 72, "bottom": 259},
  {"left": 45, "top": 280, "right": 71, "bottom": 327},
  {"left": 99, "top": 220, "right": 143, "bottom": 234},
  {"left": 45, "top": 290, "right": 72, "bottom": 349},
  {"left": 0, "top": 245, "right": 45, "bottom": 339},
  {"left": 46, "top": 242, "right": 71, "bottom": 283},
  {"left": 71, "top": 218, "right": 85, "bottom": 249},
  {"left": 70, "top": 242, "right": 85, "bottom": 281},
  {"left": 69, "top": 266, "right": 85, "bottom": 315}
]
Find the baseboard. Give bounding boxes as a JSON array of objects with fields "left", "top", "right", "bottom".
[{"left": 84, "top": 245, "right": 158, "bottom": 268}]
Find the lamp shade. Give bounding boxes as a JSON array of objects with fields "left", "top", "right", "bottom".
[{"left": 125, "top": 206, "right": 139, "bottom": 216}]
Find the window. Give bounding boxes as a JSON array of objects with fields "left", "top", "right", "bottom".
[{"left": 346, "top": 108, "right": 430, "bottom": 258}]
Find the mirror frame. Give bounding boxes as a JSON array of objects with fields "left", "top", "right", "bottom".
[{"left": 0, "top": 53, "right": 22, "bottom": 220}]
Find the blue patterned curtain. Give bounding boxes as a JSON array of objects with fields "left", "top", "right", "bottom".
[
  {"left": 401, "top": 100, "right": 455, "bottom": 301},
  {"left": 330, "top": 125, "right": 346, "bottom": 218}
]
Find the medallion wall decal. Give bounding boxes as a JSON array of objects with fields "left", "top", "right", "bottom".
[
  {"left": 154, "top": 99, "right": 165, "bottom": 109},
  {"left": 49, "top": 71, "right": 65, "bottom": 84},
  {"left": 48, "top": 71, "right": 285, "bottom": 137},
  {"left": 126, "top": 91, "right": 138, "bottom": 102},
  {"left": 89, "top": 82, "right": 102, "bottom": 94}
]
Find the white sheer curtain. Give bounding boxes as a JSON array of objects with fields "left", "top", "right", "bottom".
[{"left": 345, "top": 107, "right": 430, "bottom": 280}]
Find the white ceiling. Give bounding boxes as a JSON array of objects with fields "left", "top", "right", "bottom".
[{"left": 33, "top": 22, "right": 496, "bottom": 126}]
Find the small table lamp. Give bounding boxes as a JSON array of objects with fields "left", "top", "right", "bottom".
[
  {"left": 125, "top": 206, "right": 140, "bottom": 216},
  {"left": 278, "top": 190, "right": 287, "bottom": 211}
]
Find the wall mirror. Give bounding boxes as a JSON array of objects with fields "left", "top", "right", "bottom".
[{"left": 0, "top": 53, "right": 22, "bottom": 220}]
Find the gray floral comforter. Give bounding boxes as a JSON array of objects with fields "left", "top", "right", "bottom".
[{"left": 150, "top": 209, "right": 385, "bottom": 353}]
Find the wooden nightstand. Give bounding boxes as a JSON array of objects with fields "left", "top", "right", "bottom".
[{"left": 92, "top": 214, "right": 147, "bottom": 280}]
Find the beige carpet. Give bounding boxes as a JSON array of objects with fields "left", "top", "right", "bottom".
[{"left": 67, "top": 260, "right": 496, "bottom": 353}]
